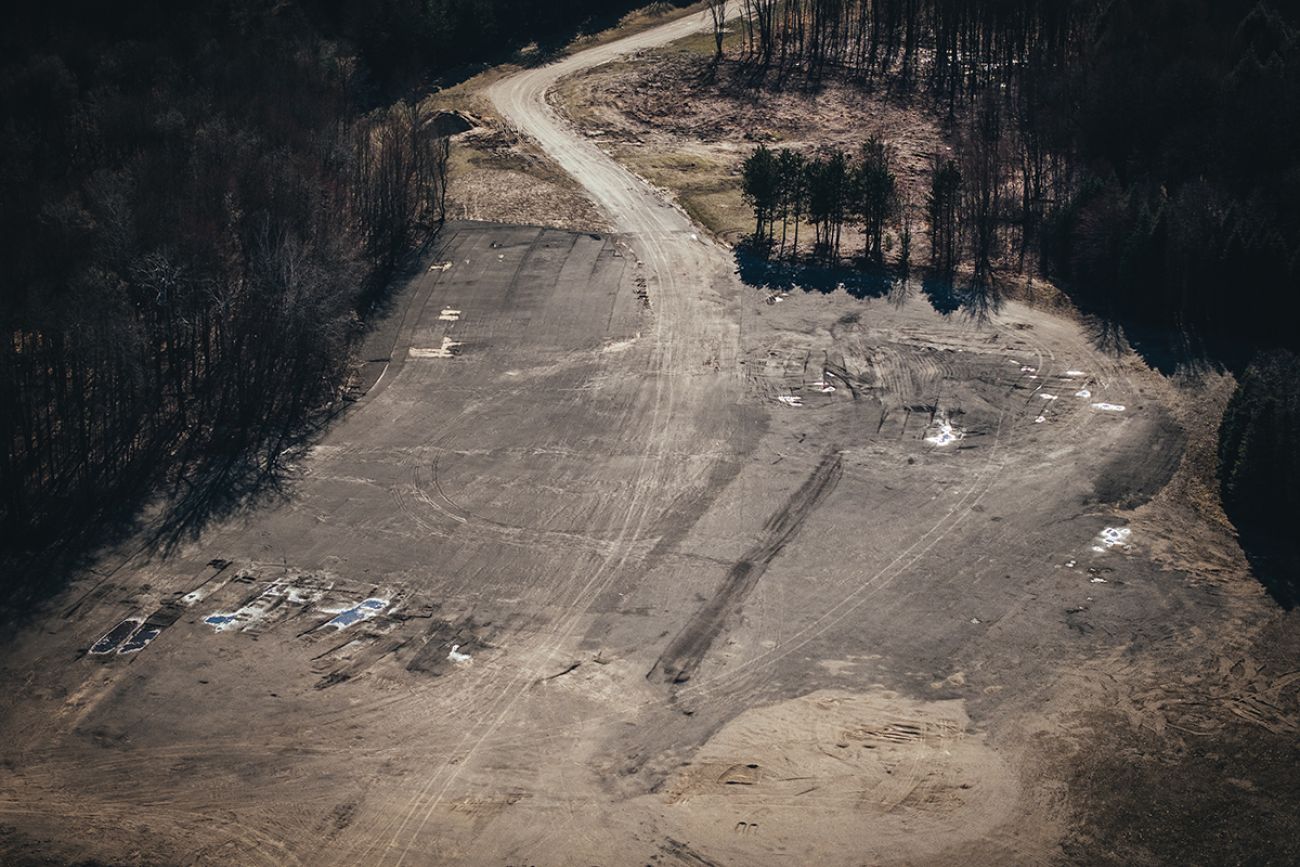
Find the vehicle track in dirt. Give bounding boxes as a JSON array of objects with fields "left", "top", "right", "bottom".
[{"left": 649, "top": 450, "right": 843, "bottom": 685}]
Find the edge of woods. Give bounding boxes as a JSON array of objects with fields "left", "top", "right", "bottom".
[{"left": 0, "top": 0, "right": 699, "bottom": 608}]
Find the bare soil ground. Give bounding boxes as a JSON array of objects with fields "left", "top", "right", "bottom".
[{"left": 1, "top": 8, "right": 1297, "bottom": 867}]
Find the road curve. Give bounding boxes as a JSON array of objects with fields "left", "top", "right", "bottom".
[
  {"left": 486, "top": 5, "right": 742, "bottom": 381},
  {"left": 487, "top": 8, "right": 721, "bottom": 240}
]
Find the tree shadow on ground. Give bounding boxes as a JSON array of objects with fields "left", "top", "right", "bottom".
[
  {"left": 1056, "top": 280, "right": 1256, "bottom": 379},
  {"left": 0, "top": 232, "right": 449, "bottom": 619},
  {"left": 145, "top": 416, "right": 323, "bottom": 556},
  {"left": 0, "top": 400, "right": 330, "bottom": 618},
  {"left": 735, "top": 244, "right": 1009, "bottom": 324},
  {"left": 917, "top": 272, "right": 1004, "bottom": 323},
  {"left": 1234, "top": 537, "right": 1299, "bottom": 609},
  {"left": 735, "top": 247, "right": 896, "bottom": 299}
]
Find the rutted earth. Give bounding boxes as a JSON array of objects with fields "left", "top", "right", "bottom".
[{"left": 1, "top": 7, "right": 1297, "bottom": 867}]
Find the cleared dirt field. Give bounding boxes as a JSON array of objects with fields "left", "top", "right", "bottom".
[{"left": 1, "top": 7, "right": 1297, "bottom": 867}]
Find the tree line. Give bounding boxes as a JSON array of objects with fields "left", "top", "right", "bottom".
[
  {"left": 742, "top": 139, "right": 902, "bottom": 268},
  {"left": 0, "top": 0, "right": 462, "bottom": 561},
  {"left": 728, "top": 0, "right": 1081, "bottom": 99},
  {"left": 301, "top": 0, "right": 690, "bottom": 97},
  {"left": 730, "top": 0, "right": 1300, "bottom": 356}
]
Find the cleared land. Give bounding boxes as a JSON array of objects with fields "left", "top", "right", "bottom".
[
  {"left": 550, "top": 26, "right": 947, "bottom": 249},
  {"left": 1, "top": 7, "right": 1297, "bottom": 867}
]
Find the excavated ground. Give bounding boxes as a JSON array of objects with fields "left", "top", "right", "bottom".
[{"left": 1, "top": 7, "right": 1296, "bottom": 866}]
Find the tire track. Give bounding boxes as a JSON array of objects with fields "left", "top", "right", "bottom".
[{"left": 649, "top": 451, "right": 843, "bottom": 685}]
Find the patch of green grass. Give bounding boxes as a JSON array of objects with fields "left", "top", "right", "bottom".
[
  {"left": 620, "top": 149, "right": 748, "bottom": 240},
  {"left": 667, "top": 18, "right": 745, "bottom": 57}
]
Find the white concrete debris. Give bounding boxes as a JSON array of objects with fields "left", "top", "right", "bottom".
[
  {"left": 1065, "top": 559, "right": 1076, "bottom": 568},
  {"left": 925, "top": 416, "right": 964, "bottom": 446},
  {"left": 438, "top": 308, "right": 462, "bottom": 321},
  {"left": 1021, "top": 365, "right": 1036, "bottom": 372},
  {"left": 181, "top": 586, "right": 217, "bottom": 606},
  {"left": 428, "top": 261, "right": 453, "bottom": 272},
  {"left": 448, "top": 644, "right": 473, "bottom": 664},
  {"left": 1035, "top": 414, "right": 1047, "bottom": 423},
  {"left": 1090, "top": 577, "right": 1108, "bottom": 583},
  {"left": 1066, "top": 370, "right": 1086, "bottom": 377},
  {"left": 601, "top": 338, "right": 636, "bottom": 353},
  {"left": 1075, "top": 389, "right": 1092, "bottom": 398},
  {"left": 1039, "top": 393, "right": 1058, "bottom": 400},
  {"left": 812, "top": 379, "right": 836, "bottom": 393},
  {"left": 410, "top": 337, "right": 462, "bottom": 358},
  {"left": 1095, "top": 527, "right": 1132, "bottom": 552},
  {"left": 777, "top": 395, "right": 804, "bottom": 407},
  {"left": 285, "top": 585, "right": 325, "bottom": 606},
  {"left": 1091, "top": 402, "right": 1126, "bottom": 412}
]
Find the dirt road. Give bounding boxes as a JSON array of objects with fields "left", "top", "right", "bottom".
[{"left": 1, "top": 6, "right": 1296, "bottom": 867}]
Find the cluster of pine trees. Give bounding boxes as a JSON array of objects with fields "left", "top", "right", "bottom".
[
  {"left": 741, "top": 88, "right": 1013, "bottom": 296},
  {"left": 741, "top": 139, "right": 904, "bottom": 267}
]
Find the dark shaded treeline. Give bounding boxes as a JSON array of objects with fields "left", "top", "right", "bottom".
[
  {"left": 731, "top": 0, "right": 1300, "bottom": 351},
  {"left": 300, "top": 0, "right": 689, "bottom": 97},
  {"left": 0, "top": 0, "right": 665, "bottom": 577},
  {"left": 1219, "top": 349, "right": 1300, "bottom": 607},
  {"left": 731, "top": 0, "right": 1300, "bottom": 597}
]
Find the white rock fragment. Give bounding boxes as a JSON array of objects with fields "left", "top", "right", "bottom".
[
  {"left": 777, "top": 395, "right": 803, "bottom": 407},
  {"left": 410, "top": 337, "right": 462, "bottom": 358},
  {"left": 1097, "top": 526, "right": 1131, "bottom": 549},
  {"left": 448, "top": 644, "right": 472, "bottom": 664},
  {"left": 1076, "top": 389, "right": 1092, "bottom": 398},
  {"left": 1092, "top": 402, "right": 1126, "bottom": 412},
  {"left": 925, "top": 416, "right": 964, "bottom": 446}
]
